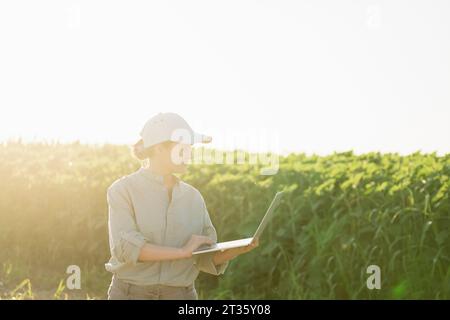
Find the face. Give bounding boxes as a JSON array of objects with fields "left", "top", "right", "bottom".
[{"left": 154, "top": 141, "right": 192, "bottom": 174}]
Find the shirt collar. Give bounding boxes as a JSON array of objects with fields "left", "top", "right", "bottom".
[{"left": 138, "top": 167, "right": 180, "bottom": 186}]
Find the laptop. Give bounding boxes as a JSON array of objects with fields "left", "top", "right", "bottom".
[{"left": 192, "top": 191, "right": 284, "bottom": 255}]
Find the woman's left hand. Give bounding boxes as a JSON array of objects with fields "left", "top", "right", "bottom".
[
  {"left": 225, "top": 237, "right": 260, "bottom": 256},
  {"left": 241, "top": 237, "right": 259, "bottom": 254},
  {"left": 213, "top": 238, "right": 260, "bottom": 265}
]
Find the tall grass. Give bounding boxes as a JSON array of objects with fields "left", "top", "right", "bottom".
[{"left": 0, "top": 141, "right": 448, "bottom": 299}]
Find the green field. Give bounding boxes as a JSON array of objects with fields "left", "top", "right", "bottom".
[{"left": 0, "top": 141, "right": 448, "bottom": 299}]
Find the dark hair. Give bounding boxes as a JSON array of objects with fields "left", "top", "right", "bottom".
[
  {"left": 131, "top": 139, "right": 175, "bottom": 161},
  {"left": 131, "top": 139, "right": 153, "bottom": 160}
]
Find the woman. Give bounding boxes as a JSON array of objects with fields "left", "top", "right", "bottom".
[{"left": 105, "top": 112, "right": 259, "bottom": 300}]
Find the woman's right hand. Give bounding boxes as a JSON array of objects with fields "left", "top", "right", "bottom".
[{"left": 182, "top": 235, "right": 215, "bottom": 257}]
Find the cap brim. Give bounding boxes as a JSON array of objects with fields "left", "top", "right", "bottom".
[
  {"left": 193, "top": 132, "right": 212, "bottom": 144},
  {"left": 168, "top": 131, "right": 212, "bottom": 145}
]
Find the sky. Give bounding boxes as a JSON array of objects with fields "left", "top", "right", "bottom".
[{"left": 0, "top": 0, "right": 449, "bottom": 155}]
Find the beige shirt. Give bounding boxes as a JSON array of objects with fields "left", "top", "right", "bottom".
[{"left": 105, "top": 167, "right": 229, "bottom": 286}]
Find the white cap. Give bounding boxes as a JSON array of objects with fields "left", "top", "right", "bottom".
[{"left": 140, "top": 112, "right": 212, "bottom": 148}]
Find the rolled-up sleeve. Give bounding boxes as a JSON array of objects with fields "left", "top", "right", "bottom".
[
  {"left": 107, "top": 183, "right": 148, "bottom": 266},
  {"left": 193, "top": 197, "right": 229, "bottom": 276}
]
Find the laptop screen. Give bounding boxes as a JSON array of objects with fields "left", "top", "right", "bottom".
[{"left": 252, "top": 191, "right": 284, "bottom": 239}]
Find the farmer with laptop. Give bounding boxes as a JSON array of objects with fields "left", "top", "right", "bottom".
[{"left": 105, "top": 112, "right": 259, "bottom": 300}]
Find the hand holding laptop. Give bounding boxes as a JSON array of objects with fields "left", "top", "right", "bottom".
[
  {"left": 211, "top": 237, "right": 260, "bottom": 265},
  {"left": 190, "top": 192, "right": 284, "bottom": 264},
  {"left": 228, "top": 236, "right": 260, "bottom": 255},
  {"left": 183, "top": 235, "right": 259, "bottom": 259}
]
